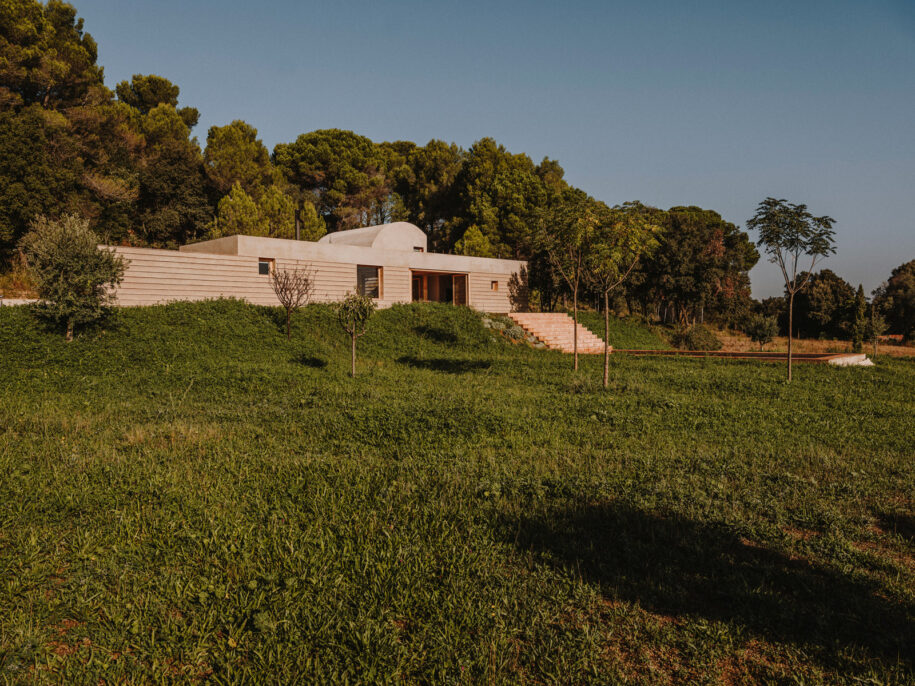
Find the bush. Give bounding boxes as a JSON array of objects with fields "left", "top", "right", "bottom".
[
  {"left": 743, "top": 314, "right": 778, "bottom": 351},
  {"left": 18, "top": 214, "right": 125, "bottom": 340},
  {"left": 670, "top": 324, "right": 722, "bottom": 351}
]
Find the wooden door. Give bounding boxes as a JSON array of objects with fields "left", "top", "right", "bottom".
[{"left": 452, "top": 274, "right": 467, "bottom": 305}]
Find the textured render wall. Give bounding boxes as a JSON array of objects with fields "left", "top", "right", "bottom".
[
  {"left": 110, "top": 245, "right": 525, "bottom": 312},
  {"left": 467, "top": 272, "right": 520, "bottom": 313},
  {"left": 111, "top": 247, "right": 364, "bottom": 307}
]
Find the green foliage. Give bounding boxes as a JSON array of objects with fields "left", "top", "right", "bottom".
[
  {"left": 449, "top": 137, "right": 551, "bottom": 258},
  {"left": 630, "top": 205, "right": 758, "bottom": 325},
  {"left": 851, "top": 284, "right": 867, "bottom": 353},
  {"left": 273, "top": 129, "right": 392, "bottom": 232},
  {"left": 209, "top": 183, "right": 322, "bottom": 240},
  {"left": 256, "top": 184, "right": 296, "bottom": 239},
  {"left": 211, "top": 182, "right": 260, "bottom": 236},
  {"left": 585, "top": 202, "right": 661, "bottom": 295},
  {"left": 747, "top": 197, "right": 836, "bottom": 296},
  {"left": 790, "top": 269, "right": 855, "bottom": 339},
  {"left": 878, "top": 259, "right": 915, "bottom": 341},
  {"left": 0, "top": 0, "right": 104, "bottom": 109},
  {"left": 18, "top": 213, "right": 124, "bottom": 338},
  {"left": 670, "top": 323, "right": 723, "bottom": 351},
  {"left": 392, "top": 139, "right": 462, "bottom": 251},
  {"left": 115, "top": 74, "right": 179, "bottom": 114},
  {"left": 453, "top": 225, "right": 494, "bottom": 257},
  {"left": 335, "top": 292, "right": 375, "bottom": 337},
  {"left": 294, "top": 198, "right": 326, "bottom": 241},
  {"left": 743, "top": 313, "right": 778, "bottom": 350},
  {"left": 334, "top": 292, "right": 376, "bottom": 376},
  {"left": 135, "top": 134, "right": 210, "bottom": 246},
  {"left": 747, "top": 197, "right": 837, "bottom": 380},
  {"left": 203, "top": 120, "right": 277, "bottom": 197},
  {"left": 0, "top": 105, "right": 80, "bottom": 259},
  {"left": 865, "top": 301, "right": 887, "bottom": 354},
  {"left": 1, "top": 299, "right": 912, "bottom": 682}
]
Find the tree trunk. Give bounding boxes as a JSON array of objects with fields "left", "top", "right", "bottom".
[
  {"left": 66, "top": 319, "right": 74, "bottom": 342},
  {"left": 872, "top": 305, "right": 878, "bottom": 359},
  {"left": 572, "top": 287, "right": 579, "bottom": 371},
  {"left": 603, "top": 290, "right": 610, "bottom": 389},
  {"left": 286, "top": 309, "right": 291, "bottom": 340},
  {"left": 787, "top": 291, "right": 795, "bottom": 382},
  {"left": 351, "top": 332, "right": 356, "bottom": 377}
]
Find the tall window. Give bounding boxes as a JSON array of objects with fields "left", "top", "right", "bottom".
[{"left": 357, "top": 265, "right": 381, "bottom": 298}]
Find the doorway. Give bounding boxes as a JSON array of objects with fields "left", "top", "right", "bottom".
[{"left": 411, "top": 271, "right": 467, "bottom": 306}]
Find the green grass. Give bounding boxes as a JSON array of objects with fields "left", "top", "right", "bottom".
[
  {"left": 572, "top": 310, "right": 670, "bottom": 349},
  {"left": 1, "top": 299, "right": 913, "bottom": 684}
]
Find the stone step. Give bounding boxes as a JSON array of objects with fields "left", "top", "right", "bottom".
[{"left": 507, "top": 312, "right": 611, "bottom": 355}]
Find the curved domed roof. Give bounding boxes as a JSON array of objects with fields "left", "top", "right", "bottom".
[{"left": 317, "top": 222, "right": 428, "bottom": 252}]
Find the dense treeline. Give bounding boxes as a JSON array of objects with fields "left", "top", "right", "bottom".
[{"left": 1, "top": 0, "right": 912, "bottom": 338}]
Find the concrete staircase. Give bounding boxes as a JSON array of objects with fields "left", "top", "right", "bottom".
[{"left": 508, "top": 312, "right": 609, "bottom": 354}]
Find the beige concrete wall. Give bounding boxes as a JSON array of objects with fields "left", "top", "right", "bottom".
[{"left": 110, "top": 243, "right": 525, "bottom": 313}]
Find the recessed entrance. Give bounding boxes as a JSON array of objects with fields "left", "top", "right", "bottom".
[{"left": 411, "top": 271, "right": 468, "bottom": 305}]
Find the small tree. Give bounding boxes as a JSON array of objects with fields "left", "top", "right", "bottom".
[
  {"left": 747, "top": 198, "right": 836, "bottom": 381},
  {"left": 334, "top": 293, "right": 375, "bottom": 377},
  {"left": 865, "top": 299, "right": 887, "bottom": 359},
  {"left": 744, "top": 313, "right": 778, "bottom": 351},
  {"left": 584, "top": 203, "right": 660, "bottom": 387},
  {"left": 850, "top": 284, "right": 867, "bottom": 353},
  {"left": 537, "top": 189, "right": 599, "bottom": 371},
  {"left": 19, "top": 214, "right": 126, "bottom": 341},
  {"left": 271, "top": 266, "right": 315, "bottom": 339}
]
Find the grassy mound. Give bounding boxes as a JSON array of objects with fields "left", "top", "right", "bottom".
[
  {"left": 1, "top": 300, "right": 913, "bottom": 683},
  {"left": 573, "top": 309, "right": 670, "bottom": 349}
]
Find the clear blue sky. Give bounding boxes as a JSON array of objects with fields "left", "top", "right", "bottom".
[{"left": 75, "top": 0, "right": 915, "bottom": 297}]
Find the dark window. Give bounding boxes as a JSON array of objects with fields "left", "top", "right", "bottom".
[
  {"left": 258, "top": 258, "right": 273, "bottom": 275},
  {"left": 357, "top": 265, "right": 381, "bottom": 298}
]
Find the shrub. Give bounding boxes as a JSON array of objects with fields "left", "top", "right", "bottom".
[
  {"left": 670, "top": 324, "right": 722, "bottom": 351},
  {"left": 18, "top": 214, "right": 125, "bottom": 340},
  {"left": 743, "top": 314, "right": 778, "bottom": 351}
]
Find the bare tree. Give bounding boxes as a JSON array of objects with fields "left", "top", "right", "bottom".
[{"left": 271, "top": 266, "right": 316, "bottom": 339}]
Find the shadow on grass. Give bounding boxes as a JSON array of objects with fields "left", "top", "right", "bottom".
[
  {"left": 506, "top": 503, "right": 914, "bottom": 672},
  {"left": 413, "top": 325, "right": 459, "bottom": 344},
  {"left": 397, "top": 355, "right": 490, "bottom": 374},
  {"left": 292, "top": 354, "right": 328, "bottom": 368},
  {"left": 875, "top": 510, "right": 915, "bottom": 544}
]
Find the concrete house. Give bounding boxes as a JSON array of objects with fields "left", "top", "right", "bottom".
[{"left": 109, "top": 222, "right": 526, "bottom": 313}]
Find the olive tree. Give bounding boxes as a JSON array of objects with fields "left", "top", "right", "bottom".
[
  {"left": 334, "top": 293, "right": 375, "bottom": 377},
  {"left": 19, "top": 214, "right": 126, "bottom": 340},
  {"left": 747, "top": 198, "right": 835, "bottom": 381}
]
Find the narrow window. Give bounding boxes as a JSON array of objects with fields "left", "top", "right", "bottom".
[
  {"left": 357, "top": 265, "right": 382, "bottom": 298},
  {"left": 258, "top": 258, "right": 274, "bottom": 275},
  {"left": 491, "top": 280, "right": 499, "bottom": 291},
  {"left": 413, "top": 246, "right": 424, "bottom": 252}
]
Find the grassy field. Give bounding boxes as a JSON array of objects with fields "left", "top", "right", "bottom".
[{"left": 1, "top": 300, "right": 913, "bottom": 684}]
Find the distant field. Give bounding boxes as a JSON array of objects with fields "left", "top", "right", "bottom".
[{"left": 1, "top": 300, "right": 913, "bottom": 684}]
